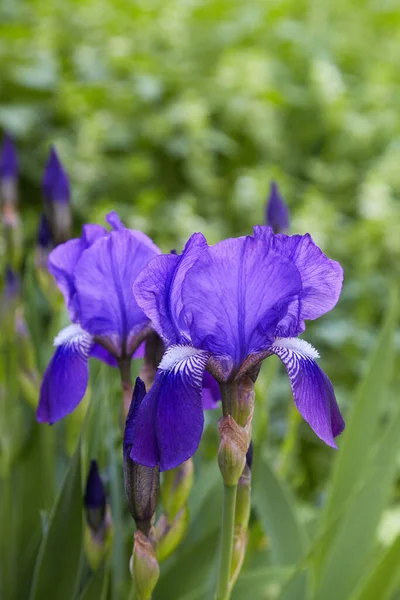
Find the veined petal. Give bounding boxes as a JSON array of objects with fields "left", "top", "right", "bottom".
[
  {"left": 182, "top": 235, "right": 302, "bottom": 369},
  {"left": 133, "top": 233, "right": 208, "bottom": 344},
  {"left": 202, "top": 371, "right": 221, "bottom": 410},
  {"left": 74, "top": 229, "right": 158, "bottom": 356},
  {"left": 254, "top": 227, "right": 343, "bottom": 332},
  {"left": 37, "top": 324, "right": 93, "bottom": 423},
  {"left": 130, "top": 345, "right": 209, "bottom": 471},
  {"left": 270, "top": 337, "right": 345, "bottom": 448}
]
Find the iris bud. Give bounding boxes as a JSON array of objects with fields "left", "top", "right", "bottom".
[
  {"left": 218, "top": 415, "right": 248, "bottom": 487},
  {"left": 161, "top": 459, "right": 193, "bottom": 521},
  {"left": 130, "top": 531, "right": 160, "bottom": 600},
  {"left": 124, "top": 460, "right": 160, "bottom": 536},
  {"left": 155, "top": 507, "right": 189, "bottom": 563}
]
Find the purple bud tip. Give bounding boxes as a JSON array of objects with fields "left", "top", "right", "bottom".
[
  {"left": 246, "top": 440, "right": 253, "bottom": 470},
  {"left": 266, "top": 181, "right": 290, "bottom": 234},
  {"left": 4, "top": 266, "right": 19, "bottom": 298},
  {"left": 42, "top": 146, "right": 70, "bottom": 204},
  {"left": 37, "top": 213, "right": 53, "bottom": 249},
  {"left": 0, "top": 133, "right": 19, "bottom": 180},
  {"left": 124, "top": 378, "right": 146, "bottom": 455},
  {"left": 84, "top": 460, "right": 106, "bottom": 510}
]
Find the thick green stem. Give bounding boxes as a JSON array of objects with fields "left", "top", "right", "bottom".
[{"left": 215, "top": 484, "right": 238, "bottom": 600}]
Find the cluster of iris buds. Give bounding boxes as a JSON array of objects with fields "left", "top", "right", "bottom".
[{"left": 1, "top": 131, "right": 345, "bottom": 600}]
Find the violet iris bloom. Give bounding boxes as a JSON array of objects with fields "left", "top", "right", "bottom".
[
  {"left": 131, "top": 227, "right": 344, "bottom": 471},
  {"left": 266, "top": 182, "right": 289, "bottom": 233},
  {"left": 37, "top": 211, "right": 160, "bottom": 423}
]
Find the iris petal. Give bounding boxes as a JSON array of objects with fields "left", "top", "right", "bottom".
[
  {"left": 130, "top": 345, "right": 209, "bottom": 471},
  {"left": 37, "top": 324, "right": 93, "bottom": 423},
  {"left": 270, "top": 337, "right": 345, "bottom": 447}
]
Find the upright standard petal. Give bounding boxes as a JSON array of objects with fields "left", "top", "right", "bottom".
[
  {"left": 130, "top": 345, "right": 209, "bottom": 471},
  {"left": 133, "top": 233, "right": 208, "bottom": 345},
  {"left": 182, "top": 236, "right": 302, "bottom": 370},
  {"left": 106, "top": 211, "right": 161, "bottom": 254},
  {"left": 266, "top": 181, "right": 289, "bottom": 233},
  {"left": 48, "top": 225, "right": 107, "bottom": 321},
  {"left": 74, "top": 229, "right": 158, "bottom": 356},
  {"left": 270, "top": 337, "right": 345, "bottom": 447},
  {"left": 254, "top": 227, "right": 344, "bottom": 332},
  {"left": 37, "top": 324, "right": 93, "bottom": 423}
]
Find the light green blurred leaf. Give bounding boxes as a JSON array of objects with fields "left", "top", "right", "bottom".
[
  {"left": 29, "top": 442, "right": 83, "bottom": 600},
  {"left": 313, "top": 396, "right": 400, "bottom": 599},
  {"left": 349, "top": 535, "right": 400, "bottom": 600},
  {"left": 78, "top": 561, "right": 109, "bottom": 600},
  {"left": 316, "top": 290, "right": 398, "bottom": 575},
  {"left": 231, "top": 567, "right": 293, "bottom": 600}
]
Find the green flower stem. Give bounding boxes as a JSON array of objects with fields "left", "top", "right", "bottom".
[{"left": 215, "top": 484, "right": 238, "bottom": 600}]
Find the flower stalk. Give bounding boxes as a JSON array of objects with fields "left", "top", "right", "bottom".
[{"left": 216, "top": 377, "right": 254, "bottom": 599}]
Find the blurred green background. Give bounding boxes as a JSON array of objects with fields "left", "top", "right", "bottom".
[{"left": 1, "top": 0, "right": 400, "bottom": 599}]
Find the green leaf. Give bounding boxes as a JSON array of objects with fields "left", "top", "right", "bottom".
[
  {"left": 320, "top": 290, "right": 398, "bottom": 537},
  {"left": 313, "top": 402, "right": 400, "bottom": 600},
  {"left": 252, "top": 449, "right": 307, "bottom": 565},
  {"left": 78, "top": 562, "right": 109, "bottom": 600},
  {"left": 252, "top": 449, "right": 308, "bottom": 600},
  {"left": 349, "top": 536, "right": 400, "bottom": 600},
  {"left": 231, "top": 567, "right": 293, "bottom": 600},
  {"left": 29, "top": 442, "right": 83, "bottom": 600}
]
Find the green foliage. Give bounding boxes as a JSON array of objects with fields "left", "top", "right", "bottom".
[{"left": 1, "top": 1, "right": 400, "bottom": 599}]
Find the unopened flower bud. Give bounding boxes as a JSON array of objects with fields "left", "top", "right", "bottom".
[
  {"left": 84, "top": 460, "right": 107, "bottom": 536},
  {"left": 131, "top": 531, "right": 160, "bottom": 600},
  {"left": 218, "top": 415, "right": 248, "bottom": 486},
  {"left": 230, "top": 527, "right": 248, "bottom": 589},
  {"left": 265, "top": 181, "right": 289, "bottom": 234},
  {"left": 235, "top": 464, "right": 251, "bottom": 529},
  {"left": 155, "top": 506, "right": 189, "bottom": 563},
  {"left": 161, "top": 459, "right": 193, "bottom": 521},
  {"left": 42, "top": 146, "right": 71, "bottom": 243},
  {"left": 235, "top": 376, "right": 255, "bottom": 427},
  {"left": 124, "top": 378, "right": 160, "bottom": 535}
]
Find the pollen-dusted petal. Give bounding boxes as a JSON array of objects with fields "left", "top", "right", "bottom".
[
  {"left": 130, "top": 345, "right": 209, "bottom": 471},
  {"left": 74, "top": 229, "right": 159, "bottom": 356},
  {"left": 182, "top": 235, "right": 302, "bottom": 368},
  {"left": 270, "top": 337, "right": 345, "bottom": 447},
  {"left": 36, "top": 324, "right": 93, "bottom": 423},
  {"left": 133, "top": 233, "right": 208, "bottom": 345}
]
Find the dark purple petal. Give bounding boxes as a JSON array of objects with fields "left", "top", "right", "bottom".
[
  {"left": 182, "top": 236, "right": 302, "bottom": 369},
  {"left": 37, "top": 325, "right": 93, "bottom": 423},
  {"left": 42, "top": 147, "right": 70, "bottom": 204},
  {"left": 130, "top": 346, "right": 209, "bottom": 471},
  {"left": 266, "top": 181, "right": 289, "bottom": 233},
  {"left": 84, "top": 460, "right": 106, "bottom": 509},
  {"left": 0, "top": 133, "right": 18, "bottom": 179},
  {"left": 202, "top": 371, "right": 220, "bottom": 410},
  {"left": 270, "top": 337, "right": 345, "bottom": 447},
  {"left": 124, "top": 377, "right": 147, "bottom": 455},
  {"left": 133, "top": 233, "right": 207, "bottom": 345},
  {"left": 74, "top": 229, "right": 158, "bottom": 356},
  {"left": 254, "top": 227, "right": 343, "bottom": 334}
]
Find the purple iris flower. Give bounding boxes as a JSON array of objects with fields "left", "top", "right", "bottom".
[
  {"left": 36, "top": 211, "right": 161, "bottom": 424},
  {"left": 266, "top": 182, "right": 289, "bottom": 233},
  {"left": 0, "top": 133, "right": 18, "bottom": 181},
  {"left": 130, "top": 227, "right": 344, "bottom": 471},
  {"left": 42, "top": 147, "right": 70, "bottom": 204}
]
